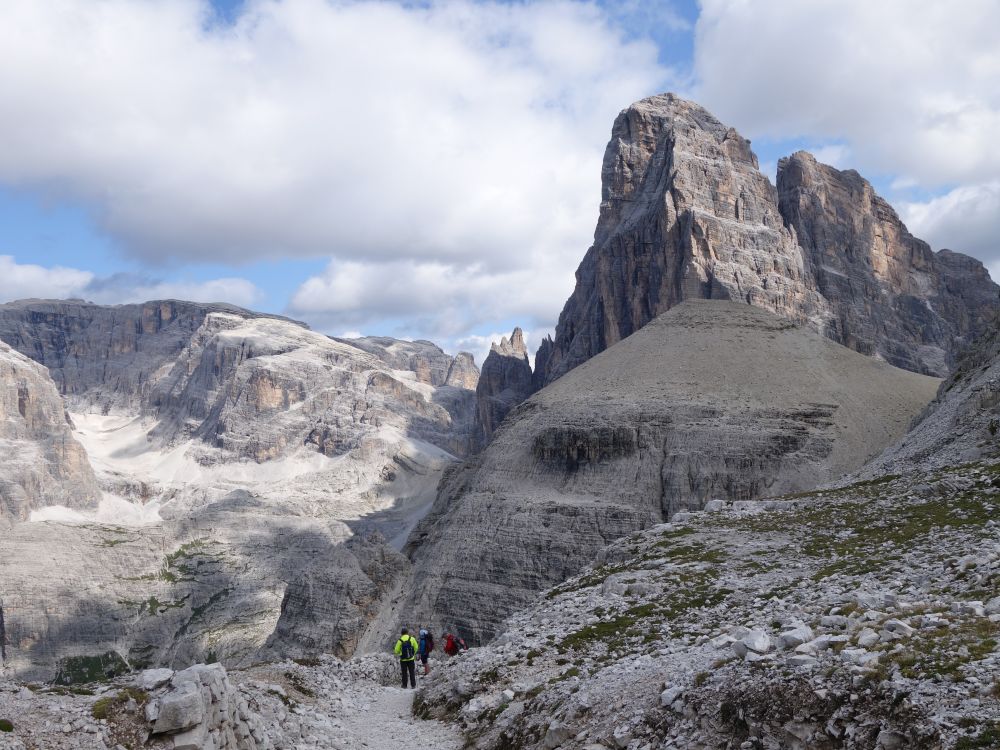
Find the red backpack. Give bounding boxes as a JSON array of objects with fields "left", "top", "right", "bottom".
[{"left": 444, "top": 633, "right": 458, "bottom": 655}]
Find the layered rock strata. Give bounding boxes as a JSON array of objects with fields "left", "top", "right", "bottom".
[
  {"left": 533, "top": 94, "right": 997, "bottom": 390},
  {"left": 778, "top": 150, "right": 998, "bottom": 375},
  {"left": 861, "top": 312, "right": 1000, "bottom": 477},
  {"left": 0, "top": 340, "right": 100, "bottom": 524},
  {"left": 0, "top": 301, "right": 478, "bottom": 679},
  {"left": 402, "top": 300, "right": 939, "bottom": 643}
]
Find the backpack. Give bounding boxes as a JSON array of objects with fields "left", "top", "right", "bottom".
[
  {"left": 444, "top": 634, "right": 457, "bottom": 655},
  {"left": 399, "top": 636, "right": 415, "bottom": 660},
  {"left": 426, "top": 632, "right": 435, "bottom": 653}
]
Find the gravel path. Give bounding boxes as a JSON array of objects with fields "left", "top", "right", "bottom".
[{"left": 337, "top": 683, "right": 460, "bottom": 750}]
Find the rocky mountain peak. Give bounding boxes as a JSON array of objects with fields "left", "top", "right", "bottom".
[
  {"left": 491, "top": 327, "right": 528, "bottom": 360},
  {"left": 473, "top": 327, "right": 534, "bottom": 449}
]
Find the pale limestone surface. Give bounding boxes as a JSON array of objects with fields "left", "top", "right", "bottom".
[
  {"left": 0, "top": 302, "right": 476, "bottom": 680},
  {"left": 0, "top": 340, "right": 100, "bottom": 525}
]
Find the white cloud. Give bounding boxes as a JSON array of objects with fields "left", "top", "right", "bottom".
[
  {"left": 0, "top": 255, "right": 261, "bottom": 308},
  {"left": 694, "top": 0, "right": 1000, "bottom": 187},
  {"left": 289, "top": 255, "right": 572, "bottom": 343},
  {"left": 899, "top": 182, "right": 1000, "bottom": 261},
  {"left": 0, "top": 0, "right": 672, "bottom": 276},
  {"left": 0, "top": 255, "right": 93, "bottom": 301}
]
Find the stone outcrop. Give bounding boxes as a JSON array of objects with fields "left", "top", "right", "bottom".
[
  {"left": 777, "top": 151, "right": 998, "bottom": 375},
  {"left": 0, "top": 340, "right": 100, "bottom": 524},
  {"left": 0, "top": 299, "right": 295, "bottom": 414},
  {"left": 535, "top": 94, "right": 831, "bottom": 386},
  {"left": 533, "top": 93, "right": 997, "bottom": 390},
  {"left": 402, "top": 300, "right": 939, "bottom": 643},
  {"left": 144, "top": 663, "right": 272, "bottom": 750},
  {"left": 861, "top": 311, "right": 1000, "bottom": 477},
  {"left": 473, "top": 328, "right": 533, "bottom": 448},
  {"left": 335, "top": 336, "right": 479, "bottom": 390},
  {"left": 263, "top": 533, "right": 410, "bottom": 661}
]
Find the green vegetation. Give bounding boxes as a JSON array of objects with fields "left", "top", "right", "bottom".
[
  {"left": 54, "top": 651, "right": 130, "bottom": 685},
  {"left": 878, "top": 619, "right": 999, "bottom": 682},
  {"left": 90, "top": 688, "right": 148, "bottom": 720},
  {"left": 956, "top": 722, "right": 1000, "bottom": 750},
  {"left": 0, "top": 719, "right": 12, "bottom": 732}
]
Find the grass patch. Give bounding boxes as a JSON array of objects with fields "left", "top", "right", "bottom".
[
  {"left": 956, "top": 722, "right": 1000, "bottom": 749},
  {"left": 54, "top": 651, "right": 130, "bottom": 685},
  {"left": 0, "top": 719, "right": 12, "bottom": 732},
  {"left": 91, "top": 688, "right": 148, "bottom": 720}
]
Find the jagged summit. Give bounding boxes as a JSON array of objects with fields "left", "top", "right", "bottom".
[
  {"left": 474, "top": 326, "right": 533, "bottom": 448},
  {"left": 531, "top": 92, "right": 996, "bottom": 390}
]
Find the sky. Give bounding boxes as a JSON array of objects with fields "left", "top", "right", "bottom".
[{"left": 0, "top": 0, "right": 998, "bottom": 367}]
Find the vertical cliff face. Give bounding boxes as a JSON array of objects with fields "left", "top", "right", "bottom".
[
  {"left": 536, "top": 94, "right": 830, "bottom": 385},
  {"left": 473, "top": 328, "right": 534, "bottom": 447},
  {"left": 533, "top": 94, "right": 998, "bottom": 390},
  {"left": 0, "top": 341, "right": 101, "bottom": 524},
  {"left": 0, "top": 299, "right": 293, "bottom": 414},
  {"left": 777, "top": 151, "right": 998, "bottom": 375}
]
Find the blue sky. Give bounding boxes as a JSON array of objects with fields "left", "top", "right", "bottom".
[{"left": 0, "top": 0, "right": 997, "bottom": 366}]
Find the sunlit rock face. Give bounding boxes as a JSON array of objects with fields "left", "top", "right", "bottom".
[
  {"left": 0, "top": 300, "right": 478, "bottom": 679},
  {"left": 0, "top": 340, "right": 101, "bottom": 525}
]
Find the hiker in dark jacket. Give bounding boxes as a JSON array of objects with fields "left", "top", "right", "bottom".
[
  {"left": 418, "top": 627, "right": 434, "bottom": 675},
  {"left": 394, "top": 627, "right": 419, "bottom": 688}
]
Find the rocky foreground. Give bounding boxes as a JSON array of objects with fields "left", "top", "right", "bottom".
[
  {"left": 416, "top": 461, "right": 1000, "bottom": 749},
  {"left": 0, "top": 654, "right": 460, "bottom": 750}
]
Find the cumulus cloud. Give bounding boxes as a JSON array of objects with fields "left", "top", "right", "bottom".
[
  {"left": 0, "top": 255, "right": 93, "bottom": 302},
  {"left": 694, "top": 0, "right": 1000, "bottom": 186},
  {"left": 0, "top": 255, "right": 261, "bottom": 307},
  {"left": 0, "top": 0, "right": 671, "bottom": 273},
  {"left": 289, "top": 255, "right": 572, "bottom": 343},
  {"left": 899, "top": 182, "right": 1000, "bottom": 261}
]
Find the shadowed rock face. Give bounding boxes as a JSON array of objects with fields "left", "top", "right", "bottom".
[
  {"left": 263, "top": 532, "right": 410, "bottom": 661},
  {"left": 402, "top": 301, "right": 940, "bottom": 644},
  {"left": 777, "top": 151, "right": 998, "bottom": 376},
  {"left": 533, "top": 94, "right": 998, "bottom": 390},
  {"left": 474, "top": 328, "right": 533, "bottom": 448},
  {"left": 0, "top": 341, "right": 101, "bottom": 524},
  {"left": 861, "top": 311, "right": 1000, "bottom": 477},
  {"left": 0, "top": 299, "right": 295, "bottom": 414}
]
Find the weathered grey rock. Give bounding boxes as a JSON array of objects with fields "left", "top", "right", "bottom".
[
  {"left": 474, "top": 328, "right": 533, "bottom": 448},
  {"left": 402, "top": 301, "right": 938, "bottom": 643},
  {"left": 531, "top": 93, "right": 996, "bottom": 393},
  {"left": 777, "top": 151, "right": 998, "bottom": 376},
  {"left": 263, "top": 533, "right": 409, "bottom": 660},
  {"left": 0, "top": 340, "right": 100, "bottom": 523},
  {"left": 335, "top": 336, "right": 479, "bottom": 391},
  {"left": 536, "top": 93, "right": 829, "bottom": 388},
  {"left": 862, "top": 314, "right": 1000, "bottom": 475},
  {"left": 0, "top": 302, "right": 475, "bottom": 679}
]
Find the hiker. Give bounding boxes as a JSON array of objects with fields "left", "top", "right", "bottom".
[
  {"left": 418, "top": 627, "right": 434, "bottom": 675},
  {"left": 394, "top": 627, "right": 419, "bottom": 688},
  {"left": 443, "top": 631, "right": 468, "bottom": 657}
]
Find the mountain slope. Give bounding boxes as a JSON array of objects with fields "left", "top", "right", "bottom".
[
  {"left": 0, "top": 300, "right": 478, "bottom": 679},
  {"left": 0, "top": 340, "right": 100, "bottom": 525},
  {"left": 402, "top": 300, "right": 939, "bottom": 643}
]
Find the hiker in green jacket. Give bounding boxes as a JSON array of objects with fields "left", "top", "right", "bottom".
[{"left": 394, "top": 627, "right": 419, "bottom": 688}]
